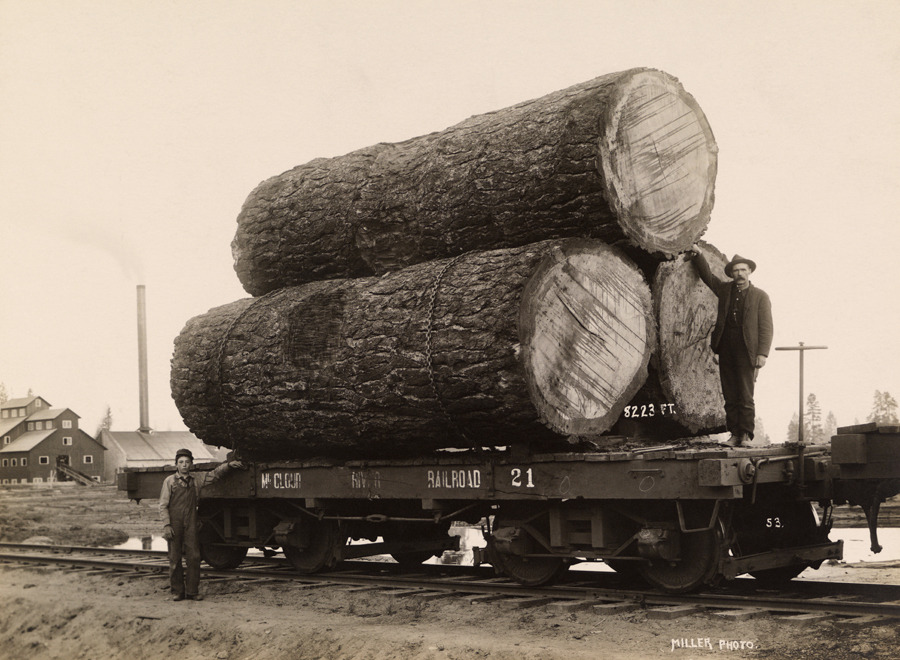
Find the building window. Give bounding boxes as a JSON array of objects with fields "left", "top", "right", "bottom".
[
  {"left": 10, "top": 459, "right": 16, "bottom": 467},
  {"left": 91, "top": 476, "right": 101, "bottom": 482},
  {"left": 2, "top": 479, "right": 8, "bottom": 485},
  {"left": 62, "top": 420, "right": 73, "bottom": 429},
  {"left": 10, "top": 479, "right": 17, "bottom": 484},
  {"left": 84, "top": 455, "right": 93, "bottom": 464},
  {"left": 27, "top": 422, "right": 34, "bottom": 431},
  {"left": 3, "top": 437, "right": 10, "bottom": 444},
  {"left": 21, "top": 458, "right": 27, "bottom": 467},
  {"left": 1, "top": 459, "right": 7, "bottom": 467},
  {"left": 39, "top": 456, "right": 49, "bottom": 465},
  {"left": 63, "top": 437, "right": 73, "bottom": 446},
  {"left": 33, "top": 477, "right": 43, "bottom": 483},
  {"left": 36, "top": 400, "right": 42, "bottom": 407},
  {"left": 1, "top": 410, "right": 7, "bottom": 418}
]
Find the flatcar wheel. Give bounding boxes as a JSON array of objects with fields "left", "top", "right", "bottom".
[
  {"left": 492, "top": 550, "right": 569, "bottom": 587},
  {"left": 638, "top": 528, "right": 721, "bottom": 594},
  {"left": 283, "top": 520, "right": 343, "bottom": 573},
  {"left": 200, "top": 542, "right": 248, "bottom": 570}
]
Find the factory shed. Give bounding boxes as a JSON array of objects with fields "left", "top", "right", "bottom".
[{"left": 98, "top": 430, "right": 228, "bottom": 484}]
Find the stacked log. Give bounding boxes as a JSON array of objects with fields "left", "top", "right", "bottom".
[
  {"left": 172, "top": 68, "right": 729, "bottom": 458},
  {"left": 172, "top": 240, "right": 656, "bottom": 458},
  {"left": 652, "top": 242, "right": 727, "bottom": 433},
  {"left": 232, "top": 67, "right": 718, "bottom": 295}
]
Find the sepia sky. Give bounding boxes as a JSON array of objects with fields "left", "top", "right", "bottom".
[{"left": 1, "top": 0, "right": 898, "bottom": 441}]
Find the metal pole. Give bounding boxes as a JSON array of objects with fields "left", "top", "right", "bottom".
[
  {"left": 775, "top": 342, "right": 827, "bottom": 445},
  {"left": 799, "top": 344, "right": 804, "bottom": 444},
  {"left": 774, "top": 342, "right": 827, "bottom": 494},
  {"left": 136, "top": 285, "right": 151, "bottom": 433}
]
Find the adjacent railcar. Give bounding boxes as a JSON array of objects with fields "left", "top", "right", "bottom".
[{"left": 118, "top": 423, "right": 900, "bottom": 594}]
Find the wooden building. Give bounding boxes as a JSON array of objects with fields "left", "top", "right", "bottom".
[{"left": 0, "top": 396, "right": 105, "bottom": 484}]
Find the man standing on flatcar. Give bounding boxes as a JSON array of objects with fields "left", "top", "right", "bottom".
[
  {"left": 688, "top": 246, "right": 773, "bottom": 447},
  {"left": 160, "top": 449, "right": 243, "bottom": 601}
]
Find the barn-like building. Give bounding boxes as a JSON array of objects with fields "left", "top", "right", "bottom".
[{"left": 0, "top": 396, "right": 105, "bottom": 484}]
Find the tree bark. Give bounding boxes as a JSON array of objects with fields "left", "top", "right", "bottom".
[
  {"left": 232, "top": 68, "right": 717, "bottom": 295},
  {"left": 172, "top": 240, "right": 655, "bottom": 458},
  {"left": 651, "top": 242, "right": 727, "bottom": 433}
]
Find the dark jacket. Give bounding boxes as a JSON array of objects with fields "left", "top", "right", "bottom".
[{"left": 692, "top": 252, "right": 773, "bottom": 362}]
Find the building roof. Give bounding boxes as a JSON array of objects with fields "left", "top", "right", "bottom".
[
  {"left": 0, "top": 429, "right": 55, "bottom": 453},
  {"left": 0, "top": 417, "right": 23, "bottom": 437},
  {"left": 27, "top": 408, "right": 73, "bottom": 422},
  {"left": 1, "top": 396, "right": 46, "bottom": 410},
  {"left": 100, "top": 430, "right": 223, "bottom": 462}
]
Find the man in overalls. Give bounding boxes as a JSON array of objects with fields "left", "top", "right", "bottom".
[{"left": 159, "top": 448, "right": 242, "bottom": 600}]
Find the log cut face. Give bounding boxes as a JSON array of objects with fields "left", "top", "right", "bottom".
[
  {"left": 652, "top": 242, "right": 727, "bottom": 433},
  {"left": 599, "top": 72, "right": 717, "bottom": 255},
  {"left": 172, "top": 240, "right": 656, "bottom": 458},
  {"left": 232, "top": 68, "right": 717, "bottom": 295},
  {"left": 519, "top": 242, "right": 656, "bottom": 436}
]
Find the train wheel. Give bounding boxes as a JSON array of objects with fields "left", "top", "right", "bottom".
[
  {"left": 638, "top": 527, "right": 721, "bottom": 594},
  {"left": 487, "top": 515, "right": 568, "bottom": 587},
  {"left": 283, "top": 520, "right": 343, "bottom": 573},
  {"left": 384, "top": 522, "right": 451, "bottom": 568},
  {"left": 390, "top": 550, "right": 435, "bottom": 567},
  {"left": 488, "top": 543, "right": 569, "bottom": 587},
  {"left": 200, "top": 542, "right": 248, "bottom": 570}
]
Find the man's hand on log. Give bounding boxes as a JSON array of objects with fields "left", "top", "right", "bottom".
[
  {"left": 683, "top": 244, "right": 700, "bottom": 261},
  {"left": 228, "top": 460, "right": 246, "bottom": 470}
]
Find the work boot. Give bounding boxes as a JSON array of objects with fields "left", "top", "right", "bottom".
[
  {"left": 721, "top": 434, "right": 741, "bottom": 447},
  {"left": 173, "top": 593, "right": 186, "bottom": 602},
  {"left": 187, "top": 594, "right": 203, "bottom": 601}
]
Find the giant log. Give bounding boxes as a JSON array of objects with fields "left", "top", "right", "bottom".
[
  {"left": 172, "top": 240, "right": 655, "bottom": 458},
  {"left": 232, "top": 68, "right": 718, "bottom": 295},
  {"left": 651, "top": 242, "right": 727, "bottom": 433}
]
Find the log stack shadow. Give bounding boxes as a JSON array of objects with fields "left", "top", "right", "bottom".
[{"left": 172, "top": 67, "right": 729, "bottom": 459}]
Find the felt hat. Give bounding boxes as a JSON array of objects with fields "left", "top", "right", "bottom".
[
  {"left": 175, "top": 448, "right": 194, "bottom": 461},
  {"left": 725, "top": 254, "right": 757, "bottom": 277}
]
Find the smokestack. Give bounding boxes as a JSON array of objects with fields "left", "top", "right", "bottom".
[{"left": 136, "top": 285, "right": 152, "bottom": 433}]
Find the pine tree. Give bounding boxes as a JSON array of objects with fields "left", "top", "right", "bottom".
[
  {"left": 95, "top": 406, "right": 113, "bottom": 436},
  {"left": 824, "top": 411, "right": 838, "bottom": 439},
  {"left": 753, "top": 416, "right": 769, "bottom": 444},
  {"left": 787, "top": 413, "right": 800, "bottom": 442},
  {"left": 868, "top": 390, "right": 899, "bottom": 424},
  {"left": 805, "top": 393, "right": 823, "bottom": 443},
  {"left": 0, "top": 383, "right": 7, "bottom": 405}
]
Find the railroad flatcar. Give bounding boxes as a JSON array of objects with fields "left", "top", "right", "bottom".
[{"left": 119, "top": 423, "right": 900, "bottom": 594}]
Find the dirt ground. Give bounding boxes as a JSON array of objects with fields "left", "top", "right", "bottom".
[{"left": 1, "top": 484, "right": 899, "bottom": 660}]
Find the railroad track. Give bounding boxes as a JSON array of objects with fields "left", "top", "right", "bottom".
[{"left": 2, "top": 542, "right": 899, "bottom": 625}]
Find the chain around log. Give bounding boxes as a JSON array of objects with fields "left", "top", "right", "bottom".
[{"left": 424, "top": 251, "right": 473, "bottom": 447}]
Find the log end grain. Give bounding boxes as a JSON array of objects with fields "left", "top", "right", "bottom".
[
  {"left": 599, "top": 69, "right": 718, "bottom": 256},
  {"left": 652, "top": 241, "right": 727, "bottom": 433},
  {"left": 519, "top": 240, "right": 656, "bottom": 436}
]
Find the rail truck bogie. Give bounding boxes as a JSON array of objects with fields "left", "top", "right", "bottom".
[{"left": 118, "top": 423, "right": 900, "bottom": 594}]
